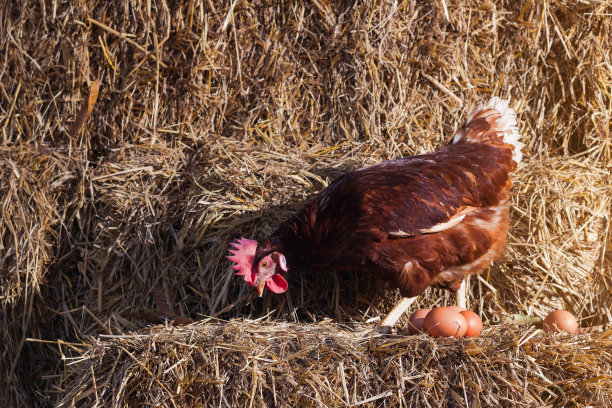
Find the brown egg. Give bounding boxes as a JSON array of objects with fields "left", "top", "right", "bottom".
[
  {"left": 407, "top": 308, "right": 431, "bottom": 335},
  {"left": 424, "top": 307, "right": 468, "bottom": 338},
  {"left": 460, "top": 310, "right": 483, "bottom": 337},
  {"left": 543, "top": 310, "right": 578, "bottom": 334}
]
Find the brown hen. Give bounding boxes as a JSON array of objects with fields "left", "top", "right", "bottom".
[{"left": 228, "top": 98, "right": 523, "bottom": 331}]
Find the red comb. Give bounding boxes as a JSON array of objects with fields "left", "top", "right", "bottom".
[{"left": 227, "top": 238, "right": 258, "bottom": 286}]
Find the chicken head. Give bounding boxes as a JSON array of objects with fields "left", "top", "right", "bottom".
[{"left": 227, "top": 238, "right": 288, "bottom": 296}]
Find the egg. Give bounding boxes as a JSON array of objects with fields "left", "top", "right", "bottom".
[
  {"left": 423, "top": 307, "right": 468, "bottom": 338},
  {"left": 407, "top": 308, "right": 431, "bottom": 335},
  {"left": 460, "top": 310, "right": 483, "bottom": 337},
  {"left": 543, "top": 310, "right": 578, "bottom": 334}
]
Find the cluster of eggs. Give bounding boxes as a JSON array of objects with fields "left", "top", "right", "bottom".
[
  {"left": 408, "top": 307, "right": 580, "bottom": 338},
  {"left": 408, "top": 306, "right": 483, "bottom": 338}
]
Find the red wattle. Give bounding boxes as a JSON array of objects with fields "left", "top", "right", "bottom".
[{"left": 266, "top": 274, "right": 288, "bottom": 294}]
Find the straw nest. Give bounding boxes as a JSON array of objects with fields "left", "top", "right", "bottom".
[{"left": 1, "top": 0, "right": 610, "bottom": 407}]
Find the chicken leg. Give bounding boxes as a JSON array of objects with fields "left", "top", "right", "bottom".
[
  {"left": 377, "top": 296, "right": 418, "bottom": 333},
  {"left": 456, "top": 277, "right": 469, "bottom": 309}
]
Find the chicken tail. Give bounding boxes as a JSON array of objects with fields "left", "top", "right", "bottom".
[{"left": 451, "top": 98, "right": 524, "bottom": 164}]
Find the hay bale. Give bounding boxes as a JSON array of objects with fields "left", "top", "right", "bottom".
[
  {"left": 495, "top": 158, "right": 611, "bottom": 325},
  {"left": 0, "top": 0, "right": 610, "bottom": 406},
  {"left": 0, "top": 145, "right": 82, "bottom": 406},
  {"left": 56, "top": 322, "right": 612, "bottom": 407}
]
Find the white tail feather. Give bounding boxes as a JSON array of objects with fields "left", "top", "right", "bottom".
[{"left": 453, "top": 97, "right": 524, "bottom": 164}]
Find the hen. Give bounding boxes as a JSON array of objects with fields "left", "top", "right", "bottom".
[{"left": 228, "top": 98, "right": 523, "bottom": 330}]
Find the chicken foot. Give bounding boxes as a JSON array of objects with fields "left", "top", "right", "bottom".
[{"left": 377, "top": 296, "right": 418, "bottom": 333}]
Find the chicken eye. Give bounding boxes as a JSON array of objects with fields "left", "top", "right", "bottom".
[{"left": 261, "top": 261, "right": 268, "bottom": 268}]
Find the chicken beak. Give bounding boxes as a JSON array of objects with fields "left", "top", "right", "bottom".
[{"left": 256, "top": 280, "right": 266, "bottom": 297}]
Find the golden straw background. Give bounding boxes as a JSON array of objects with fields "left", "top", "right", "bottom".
[{"left": 0, "top": 1, "right": 610, "bottom": 406}]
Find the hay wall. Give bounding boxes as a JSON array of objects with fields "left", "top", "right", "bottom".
[{"left": 0, "top": 0, "right": 610, "bottom": 406}]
